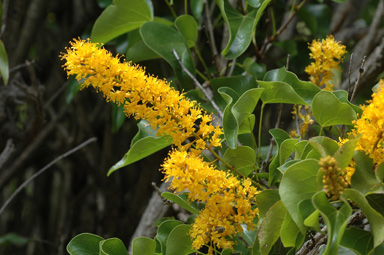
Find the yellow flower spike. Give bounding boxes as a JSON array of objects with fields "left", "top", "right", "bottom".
[
  {"left": 319, "top": 156, "right": 347, "bottom": 200},
  {"left": 305, "top": 35, "right": 347, "bottom": 91},
  {"left": 61, "top": 38, "right": 221, "bottom": 151}
]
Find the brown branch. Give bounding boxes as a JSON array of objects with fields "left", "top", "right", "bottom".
[{"left": 0, "top": 139, "right": 15, "bottom": 169}]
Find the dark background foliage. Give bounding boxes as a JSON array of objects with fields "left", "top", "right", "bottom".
[{"left": 0, "top": 0, "right": 383, "bottom": 254}]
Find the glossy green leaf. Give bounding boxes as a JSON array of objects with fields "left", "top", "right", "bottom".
[
  {"left": 125, "top": 29, "right": 159, "bottom": 63},
  {"left": 342, "top": 189, "right": 384, "bottom": 248},
  {"left": 256, "top": 189, "right": 280, "bottom": 219},
  {"left": 67, "top": 233, "right": 104, "bottom": 255},
  {"left": 294, "top": 141, "right": 309, "bottom": 159},
  {"left": 155, "top": 220, "right": 184, "bottom": 255},
  {"left": 100, "top": 238, "right": 128, "bottom": 255},
  {"left": 312, "top": 192, "right": 351, "bottom": 255},
  {"left": 279, "top": 159, "right": 320, "bottom": 233},
  {"left": 303, "top": 210, "right": 320, "bottom": 231},
  {"left": 340, "top": 227, "right": 374, "bottom": 255},
  {"left": 298, "top": 199, "right": 317, "bottom": 230},
  {"left": 91, "top": 0, "right": 152, "bottom": 43},
  {"left": 279, "top": 138, "right": 299, "bottom": 166},
  {"left": 280, "top": 211, "right": 300, "bottom": 247},
  {"left": 218, "top": 87, "right": 263, "bottom": 148},
  {"left": 351, "top": 151, "right": 382, "bottom": 195},
  {"left": 312, "top": 91, "right": 357, "bottom": 127},
  {"left": 263, "top": 67, "right": 321, "bottom": 105},
  {"left": 222, "top": 146, "right": 256, "bottom": 176},
  {"left": 161, "top": 192, "right": 200, "bottom": 215},
  {"left": 108, "top": 121, "right": 172, "bottom": 175},
  {"left": 258, "top": 200, "right": 286, "bottom": 255},
  {"left": 259, "top": 81, "right": 307, "bottom": 105},
  {"left": 238, "top": 114, "right": 256, "bottom": 134},
  {"left": 166, "top": 225, "right": 194, "bottom": 255},
  {"left": 175, "top": 15, "right": 198, "bottom": 48},
  {"left": 0, "top": 40, "right": 9, "bottom": 85},
  {"left": 140, "top": 21, "right": 195, "bottom": 90},
  {"left": 132, "top": 237, "right": 156, "bottom": 255}
]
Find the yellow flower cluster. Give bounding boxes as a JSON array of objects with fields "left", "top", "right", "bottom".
[
  {"left": 305, "top": 35, "right": 347, "bottom": 91},
  {"left": 62, "top": 38, "right": 259, "bottom": 254},
  {"left": 319, "top": 156, "right": 348, "bottom": 200},
  {"left": 352, "top": 80, "right": 384, "bottom": 165},
  {"left": 162, "top": 150, "right": 259, "bottom": 252},
  {"left": 61, "top": 38, "right": 222, "bottom": 150}
]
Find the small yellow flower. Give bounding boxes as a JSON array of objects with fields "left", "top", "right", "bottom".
[
  {"left": 352, "top": 80, "right": 384, "bottom": 165},
  {"left": 305, "top": 35, "right": 346, "bottom": 91}
]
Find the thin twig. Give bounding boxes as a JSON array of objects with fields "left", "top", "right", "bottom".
[
  {"left": 172, "top": 49, "right": 224, "bottom": 121},
  {"left": 0, "top": 137, "right": 97, "bottom": 216},
  {"left": 151, "top": 182, "right": 174, "bottom": 205},
  {"left": 203, "top": 0, "right": 222, "bottom": 72},
  {"left": 260, "top": 0, "right": 306, "bottom": 55},
  {"left": 0, "top": 139, "right": 15, "bottom": 169},
  {"left": 350, "top": 56, "right": 366, "bottom": 103}
]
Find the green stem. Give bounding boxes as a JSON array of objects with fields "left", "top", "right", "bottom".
[
  {"left": 319, "top": 126, "right": 324, "bottom": 136},
  {"left": 164, "top": 0, "right": 177, "bottom": 18},
  {"left": 184, "top": 0, "right": 188, "bottom": 14},
  {"left": 195, "top": 69, "right": 209, "bottom": 82}
]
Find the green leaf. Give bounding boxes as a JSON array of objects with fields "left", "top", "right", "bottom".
[
  {"left": 333, "top": 90, "right": 362, "bottom": 115},
  {"left": 312, "top": 91, "right": 357, "bottom": 127},
  {"left": 0, "top": 40, "right": 9, "bottom": 85},
  {"left": 263, "top": 67, "right": 321, "bottom": 105},
  {"left": 218, "top": 87, "right": 263, "bottom": 148},
  {"left": 155, "top": 220, "right": 184, "bottom": 255},
  {"left": 298, "top": 4, "right": 331, "bottom": 37},
  {"left": 67, "top": 233, "right": 104, "bottom": 255},
  {"left": 131, "top": 237, "right": 156, "bottom": 255},
  {"left": 256, "top": 189, "right": 280, "bottom": 219},
  {"left": 308, "top": 136, "right": 339, "bottom": 158},
  {"left": 340, "top": 227, "right": 374, "bottom": 255},
  {"left": 279, "top": 159, "right": 320, "bottom": 233},
  {"left": 280, "top": 211, "right": 300, "bottom": 248},
  {"left": 166, "top": 225, "right": 194, "bottom": 255},
  {"left": 375, "top": 162, "right": 384, "bottom": 183},
  {"left": 174, "top": 15, "right": 198, "bottom": 48},
  {"left": 246, "top": 0, "right": 262, "bottom": 8},
  {"left": 333, "top": 137, "right": 359, "bottom": 170},
  {"left": 258, "top": 81, "right": 307, "bottom": 105},
  {"left": 312, "top": 192, "right": 352, "bottom": 255},
  {"left": 303, "top": 210, "right": 320, "bottom": 231},
  {"left": 108, "top": 120, "right": 172, "bottom": 175},
  {"left": 161, "top": 192, "right": 200, "bottom": 215},
  {"left": 100, "top": 238, "right": 128, "bottom": 255},
  {"left": 222, "top": 146, "right": 256, "bottom": 176},
  {"left": 366, "top": 193, "right": 384, "bottom": 218},
  {"left": 125, "top": 29, "right": 159, "bottom": 63},
  {"left": 342, "top": 189, "right": 384, "bottom": 249},
  {"left": 140, "top": 21, "right": 195, "bottom": 90},
  {"left": 352, "top": 151, "right": 382, "bottom": 195},
  {"left": 258, "top": 200, "right": 286, "bottom": 255},
  {"left": 268, "top": 129, "right": 291, "bottom": 185},
  {"left": 91, "top": 0, "right": 152, "bottom": 43}
]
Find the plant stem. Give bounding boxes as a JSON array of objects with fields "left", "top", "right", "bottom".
[
  {"left": 258, "top": 103, "right": 266, "bottom": 159},
  {"left": 164, "top": 0, "right": 177, "bottom": 18}
]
